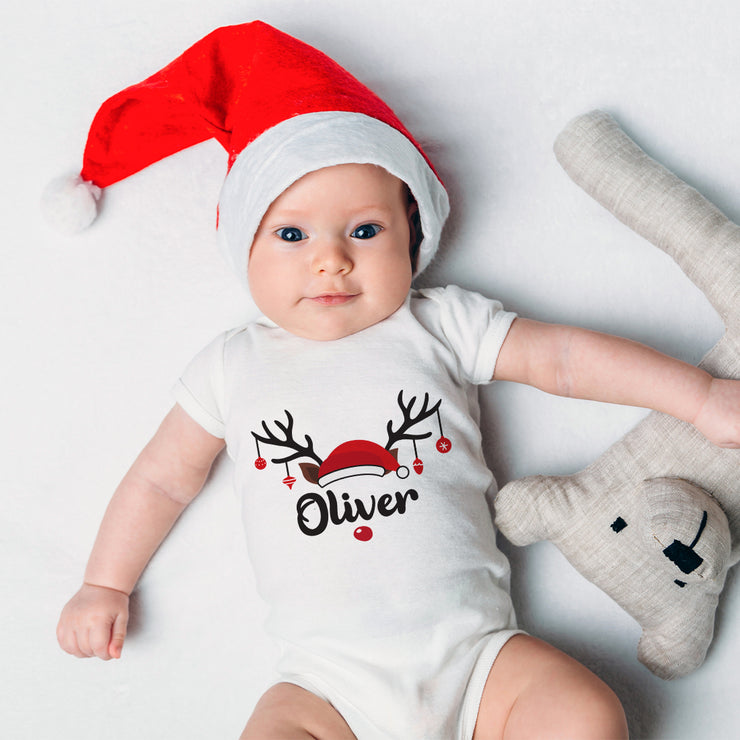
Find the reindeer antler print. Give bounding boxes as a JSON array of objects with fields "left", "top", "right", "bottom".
[
  {"left": 253, "top": 394, "right": 449, "bottom": 541},
  {"left": 385, "top": 391, "right": 442, "bottom": 450},
  {"left": 253, "top": 393, "right": 449, "bottom": 494},
  {"left": 252, "top": 411, "right": 323, "bottom": 466}
]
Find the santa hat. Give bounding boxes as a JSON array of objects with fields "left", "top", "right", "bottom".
[
  {"left": 43, "top": 21, "right": 449, "bottom": 287},
  {"left": 317, "top": 440, "right": 409, "bottom": 488}
]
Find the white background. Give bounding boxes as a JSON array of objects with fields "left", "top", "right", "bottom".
[{"left": 2, "top": 1, "right": 738, "bottom": 737}]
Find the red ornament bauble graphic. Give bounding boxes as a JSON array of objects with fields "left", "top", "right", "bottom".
[
  {"left": 283, "top": 475, "right": 297, "bottom": 490},
  {"left": 354, "top": 526, "right": 373, "bottom": 542},
  {"left": 436, "top": 436, "right": 452, "bottom": 453},
  {"left": 254, "top": 457, "right": 267, "bottom": 470},
  {"left": 413, "top": 458, "right": 424, "bottom": 474}
]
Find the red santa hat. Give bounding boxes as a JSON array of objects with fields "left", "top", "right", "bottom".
[
  {"left": 317, "top": 440, "right": 409, "bottom": 488},
  {"left": 42, "top": 21, "right": 449, "bottom": 287}
]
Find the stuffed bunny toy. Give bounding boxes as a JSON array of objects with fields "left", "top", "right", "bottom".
[{"left": 495, "top": 110, "right": 739, "bottom": 680}]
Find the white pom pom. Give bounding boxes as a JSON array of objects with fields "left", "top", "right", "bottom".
[{"left": 41, "top": 174, "right": 101, "bottom": 234}]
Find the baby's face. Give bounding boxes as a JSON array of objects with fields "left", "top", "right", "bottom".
[{"left": 248, "top": 163, "right": 415, "bottom": 341}]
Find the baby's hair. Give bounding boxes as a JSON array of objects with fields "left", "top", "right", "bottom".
[{"left": 404, "top": 184, "right": 424, "bottom": 271}]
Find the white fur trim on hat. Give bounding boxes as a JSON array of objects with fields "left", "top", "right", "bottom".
[{"left": 217, "top": 111, "right": 449, "bottom": 290}]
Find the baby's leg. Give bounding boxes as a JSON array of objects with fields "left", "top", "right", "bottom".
[
  {"left": 474, "top": 635, "right": 628, "bottom": 739},
  {"left": 240, "top": 683, "right": 357, "bottom": 740}
]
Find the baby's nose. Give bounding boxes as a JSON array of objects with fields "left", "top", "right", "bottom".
[{"left": 312, "top": 239, "right": 353, "bottom": 274}]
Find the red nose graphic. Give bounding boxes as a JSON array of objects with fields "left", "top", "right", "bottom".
[{"left": 354, "top": 526, "right": 373, "bottom": 542}]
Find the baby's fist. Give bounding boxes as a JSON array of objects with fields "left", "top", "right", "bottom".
[{"left": 57, "top": 583, "right": 129, "bottom": 660}]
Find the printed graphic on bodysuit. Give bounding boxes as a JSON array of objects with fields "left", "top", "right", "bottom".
[{"left": 251, "top": 391, "right": 452, "bottom": 541}]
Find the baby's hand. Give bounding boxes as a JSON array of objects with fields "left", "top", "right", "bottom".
[
  {"left": 693, "top": 378, "right": 740, "bottom": 449},
  {"left": 57, "top": 583, "right": 129, "bottom": 660}
]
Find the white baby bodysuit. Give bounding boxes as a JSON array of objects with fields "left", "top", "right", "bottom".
[{"left": 174, "top": 285, "right": 521, "bottom": 740}]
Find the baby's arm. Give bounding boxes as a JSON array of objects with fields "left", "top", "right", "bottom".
[
  {"left": 494, "top": 318, "right": 740, "bottom": 448},
  {"left": 57, "top": 404, "right": 225, "bottom": 660}
]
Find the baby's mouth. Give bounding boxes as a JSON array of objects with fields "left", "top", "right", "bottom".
[{"left": 310, "top": 293, "right": 358, "bottom": 306}]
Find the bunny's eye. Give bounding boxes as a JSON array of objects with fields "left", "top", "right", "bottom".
[{"left": 610, "top": 517, "right": 628, "bottom": 533}]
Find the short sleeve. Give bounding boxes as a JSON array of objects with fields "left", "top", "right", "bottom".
[
  {"left": 172, "top": 332, "right": 227, "bottom": 438},
  {"left": 417, "top": 285, "right": 517, "bottom": 384}
]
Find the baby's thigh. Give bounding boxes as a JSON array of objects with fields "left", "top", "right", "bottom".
[
  {"left": 474, "top": 634, "right": 628, "bottom": 740},
  {"left": 240, "top": 682, "right": 356, "bottom": 740}
]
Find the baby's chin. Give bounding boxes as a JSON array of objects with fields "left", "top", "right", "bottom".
[
  {"left": 289, "top": 320, "right": 381, "bottom": 342},
  {"left": 288, "top": 307, "right": 398, "bottom": 342}
]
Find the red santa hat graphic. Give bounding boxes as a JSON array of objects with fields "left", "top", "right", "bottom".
[
  {"left": 43, "top": 21, "right": 449, "bottom": 288},
  {"left": 317, "top": 440, "right": 409, "bottom": 488}
]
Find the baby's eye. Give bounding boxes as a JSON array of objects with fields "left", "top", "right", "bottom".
[
  {"left": 351, "top": 224, "right": 382, "bottom": 240},
  {"left": 276, "top": 227, "right": 307, "bottom": 242}
]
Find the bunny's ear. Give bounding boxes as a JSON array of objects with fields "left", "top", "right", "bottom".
[{"left": 554, "top": 109, "right": 740, "bottom": 326}]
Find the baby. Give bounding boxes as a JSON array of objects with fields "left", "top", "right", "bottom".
[{"left": 55, "top": 22, "right": 740, "bottom": 740}]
